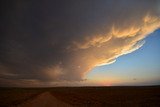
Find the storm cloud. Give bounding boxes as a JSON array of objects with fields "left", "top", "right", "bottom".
[{"left": 0, "top": 0, "right": 160, "bottom": 86}]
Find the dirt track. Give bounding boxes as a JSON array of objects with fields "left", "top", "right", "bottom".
[{"left": 18, "top": 92, "right": 72, "bottom": 107}]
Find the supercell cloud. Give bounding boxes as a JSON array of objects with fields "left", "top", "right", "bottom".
[{"left": 0, "top": 0, "right": 160, "bottom": 86}]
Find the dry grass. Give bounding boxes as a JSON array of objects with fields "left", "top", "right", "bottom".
[
  {"left": 50, "top": 86, "right": 160, "bottom": 107},
  {"left": 0, "top": 88, "right": 43, "bottom": 106},
  {"left": 0, "top": 86, "right": 160, "bottom": 107}
]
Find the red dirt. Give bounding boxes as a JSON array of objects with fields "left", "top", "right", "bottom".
[{"left": 18, "top": 92, "right": 72, "bottom": 107}]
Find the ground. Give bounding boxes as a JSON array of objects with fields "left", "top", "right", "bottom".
[{"left": 0, "top": 86, "right": 160, "bottom": 107}]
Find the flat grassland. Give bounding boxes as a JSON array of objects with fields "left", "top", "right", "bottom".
[{"left": 0, "top": 86, "right": 160, "bottom": 107}]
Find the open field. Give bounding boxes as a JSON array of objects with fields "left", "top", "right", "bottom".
[{"left": 0, "top": 86, "right": 160, "bottom": 107}]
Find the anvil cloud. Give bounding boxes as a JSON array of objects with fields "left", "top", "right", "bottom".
[{"left": 0, "top": 0, "right": 160, "bottom": 86}]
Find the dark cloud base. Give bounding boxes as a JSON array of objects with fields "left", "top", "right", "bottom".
[{"left": 0, "top": 0, "right": 160, "bottom": 86}]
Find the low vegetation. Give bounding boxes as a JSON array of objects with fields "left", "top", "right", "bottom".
[{"left": 0, "top": 86, "right": 160, "bottom": 107}]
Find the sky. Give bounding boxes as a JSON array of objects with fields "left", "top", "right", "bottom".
[
  {"left": 86, "top": 29, "right": 160, "bottom": 86},
  {"left": 0, "top": 0, "right": 160, "bottom": 87}
]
